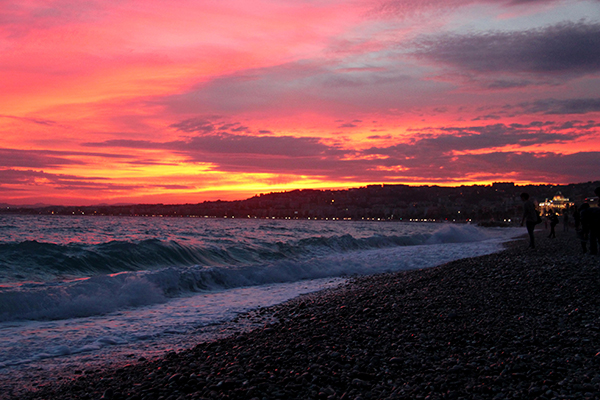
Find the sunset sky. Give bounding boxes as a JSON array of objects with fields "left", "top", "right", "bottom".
[{"left": 1, "top": 0, "right": 600, "bottom": 205}]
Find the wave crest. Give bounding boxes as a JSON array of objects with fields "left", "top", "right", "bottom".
[{"left": 0, "top": 224, "right": 508, "bottom": 322}]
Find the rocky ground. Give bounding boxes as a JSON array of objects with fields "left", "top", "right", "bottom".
[{"left": 10, "top": 230, "right": 600, "bottom": 400}]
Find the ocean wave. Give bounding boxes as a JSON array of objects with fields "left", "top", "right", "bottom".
[
  {"left": 0, "top": 232, "right": 434, "bottom": 282},
  {"left": 425, "top": 224, "right": 490, "bottom": 244},
  {"left": 0, "top": 273, "right": 166, "bottom": 321},
  {"left": 0, "top": 224, "right": 511, "bottom": 322},
  {"left": 0, "top": 246, "right": 417, "bottom": 322}
]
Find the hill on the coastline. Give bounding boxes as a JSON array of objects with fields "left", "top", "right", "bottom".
[{"left": 2, "top": 181, "right": 599, "bottom": 223}]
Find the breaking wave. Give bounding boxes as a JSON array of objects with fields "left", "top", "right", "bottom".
[{"left": 0, "top": 224, "right": 506, "bottom": 322}]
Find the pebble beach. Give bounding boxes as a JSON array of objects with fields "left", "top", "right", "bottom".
[{"left": 8, "top": 230, "right": 600, "bottom": 400}]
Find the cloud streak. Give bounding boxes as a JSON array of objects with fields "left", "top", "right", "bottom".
[
  {"left": 0, "top": 148, "right": 129, "bottom": 169},
  {"left": 81, "top": 118, "right": 599, "bottom": 185},
  {"left": 519, "top": 98, "right": 600, "bottom": 115},
  {"left": 412, "top": 22, "right": 600, "bottom": 86}
]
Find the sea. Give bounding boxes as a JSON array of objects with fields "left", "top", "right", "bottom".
[{"left": 0, "top": 215, "right": 522, "bottom": 384}]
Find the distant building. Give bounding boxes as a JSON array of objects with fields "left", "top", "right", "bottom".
[{"left": 538, "top": 192, "right": 575, "bottom": 214}]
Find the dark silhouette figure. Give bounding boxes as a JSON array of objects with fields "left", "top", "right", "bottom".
[
  {"left": 548, "top": 213, "right": 559, "bottom": 238},
  {"left": 563, "top": 208, "right": 570, "bottom": 232},
  {"left": 580, "top": 203, "right": 600, "bottom": 254},
  {"left": 590, "top": 210, "right": 600, "bottom": 255},
  {"left": 520, "top": 192, "right": 538, "bottom": 249},
  {"left": 581, "top": 187, "right": 600, "bottom": 255}
]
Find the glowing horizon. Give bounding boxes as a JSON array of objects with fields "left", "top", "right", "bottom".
[{"left": 2, "top": 0, "right": 599, "bottom": 205}]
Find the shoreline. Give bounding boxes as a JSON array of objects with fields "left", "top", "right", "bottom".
[{"left": 9, "top": 231, "right": 600, "bottom": 399}]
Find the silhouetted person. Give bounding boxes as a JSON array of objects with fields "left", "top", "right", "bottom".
[
  {"left": 548, "top": 213, "right": 559, "bottom": 238},
  {"left": 520, "top": 192, "right": 538, "bottom": 249},
  {"left": 580, "top": 203, "right": 600, "bottom": 254},
  {"left": 581, "top": 187, "right": 600, "bottom": 255}
]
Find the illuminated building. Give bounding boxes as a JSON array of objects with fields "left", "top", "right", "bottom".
[{"left": 538, "top": 192, "right": 575, "bottom": 215}]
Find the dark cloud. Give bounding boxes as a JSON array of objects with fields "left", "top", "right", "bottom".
[
  {"left": 486, "top": 79, "right": 536, "bottom": 89},
  {"left": 181, "top": 133, "right": 340, "bottom": 158},
  {"left": 79, "top": 119, "right": 598, "bottom": 184},
  {"left": 336, "top": 150, "right": 596, "bottom": 184},
  {"left": 0, "top": 147, "right": 131, "bottom": 170},
  {"left": 169, "top": 118, "right": 218, "bottom": 133},
  {"left": 185, "top": 153, "right": 357, "bottom": 176},
  {"left": 168, "top": 117, "right": 250, "bottom": 135},
  {"left": 520, "top": 98, "right": 600, "bottom": 114},
  {"left": 83, "top": 140, "right": 164, "bottom": 149},
  {"left": 0, "top": 169, "right": 47, "bottom": 185},
  {"left": 0, "top": 148, "right": 82, "bottom": 168},
  {"left": 88, "top": 117, "right": 346, "bottom": 160},
  {"left": 343, "top": 120, "right": 600, "bottom": 183},
  {"left": 368, "top": 135, "right": 393, "bottom": 139},
  {"left": 126, "top": 159, "right": 180, "bottom": 166},
  {"left": 413, "top": 22, "right": 600, "bottom": 79},
  {"left": 447, "top": 151, "right": 600, "bottom": 182},
  {"left": 82, "top": 120, "right": 355, "bottom": 176},
  {"left": 509, "top": 121, "right": 555, "bottom": 128},
  {"left": 337, "top": 120, "right": 364, "bottom": 129},
  {"left": 0, "top": 169, "right": 157, "bottom": 197},
  {"left": 375, "top": 0, "right": 565, "bottom": 19},
  {"left": 87, "top": 132, "right": 342, "bottom": 159},
  {"left": 337, "top": 148, "right": 600, "bottom": 184},
  {"left": 80, "top": 136, "right": 356, "bottom": 177},
  {"left": 472, "top": 115, "right": 502, "bottom": 121},
  {"left": 366, "top": 123, "right": 584, "bottom": 158},
  {"left": 219, "top": 123, "right": 241, "bottom": 130},
  {"left": 0, "top": 168, "right": 108, "bottom": 186}
]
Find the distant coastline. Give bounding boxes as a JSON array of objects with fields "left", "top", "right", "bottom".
[{"left": 2, "top": 181, "right": 599, "bottom": 223}]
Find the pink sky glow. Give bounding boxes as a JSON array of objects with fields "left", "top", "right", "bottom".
[{"left": 1, "top": 0, "right": 600, "bottom": 205}]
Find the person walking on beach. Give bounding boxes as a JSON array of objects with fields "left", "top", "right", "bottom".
[
  {"left": 520, "top": 192, "right": 538, "bottom": 249},
  {"left": 581, "top": 188, "right": 600, "bottom": 255},
  {"left": 580, "top": 203, "right": 600, "bottom": 255}
]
